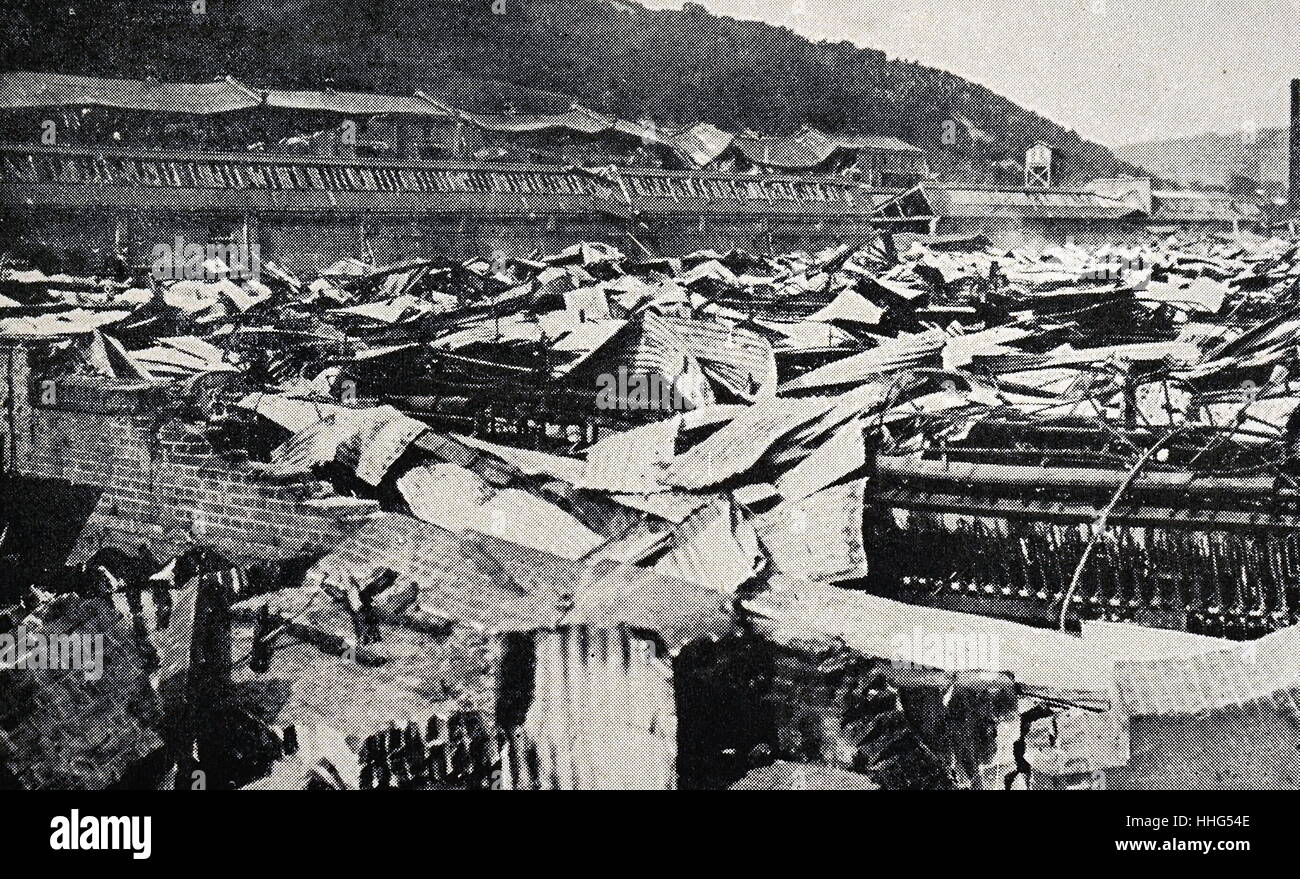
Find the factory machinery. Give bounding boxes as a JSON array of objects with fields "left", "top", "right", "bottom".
[{"left": 865, "top": 413, "right": 1300, "bottom": 639}]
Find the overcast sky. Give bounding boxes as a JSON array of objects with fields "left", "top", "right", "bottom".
[{"left": 640, "top": 0, "right": 1300, "bottom": 147}]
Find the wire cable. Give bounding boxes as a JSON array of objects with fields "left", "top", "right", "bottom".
[{"left": 1057, "top": 425, "right": 1186, "bottom": 632}]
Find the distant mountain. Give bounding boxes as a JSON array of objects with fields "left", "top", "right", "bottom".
[
  {"left": 1114, "top": 129, "right": 1288, "bottom": 195},
  {"left": 2, "top": 0, "right": 1152, "bottom": 185}
]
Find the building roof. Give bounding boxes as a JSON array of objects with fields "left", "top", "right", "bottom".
[
  {"left": 439, "top": 105, "right": 741, "bottom": 168},
  {"left": 1151, "top": 190, "right": 1262, "bottom": 223},
  {"left": 0, "top": 70, "right": 261, "bottom": 114},
  {"left": 0, "top": 73, "right": 454, "bottom": 119},
  {"left": 831, "top": 133, "right": 925, "bottom": 154},
  {"left": 731, "top": 128, "right": 923, "bottom": 170},
  {"left": 667, "top": 122, "right": 736, "bottom": 167},
  {"left": 926, "top": 184, "right": 1145, "bottom": 220},
  {"left": 260, "top": 88, "right": 450, "bottom": 117},
  {"left": 0, "top": 72, "right": 922, "bottom": 173},
  {"left": 447, "top": 105, "right": 615, "bottom": 136},
  {"left": 732, "top": 129, "right": 841, "bottom": 169}
]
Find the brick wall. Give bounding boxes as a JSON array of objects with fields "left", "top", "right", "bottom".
[{"left": 0, "top": 340, "right": 366, "bottom": 566}]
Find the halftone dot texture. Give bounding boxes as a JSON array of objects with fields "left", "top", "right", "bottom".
[{"left": 0, "top": 3, "right": 1295, "bottom": 791}]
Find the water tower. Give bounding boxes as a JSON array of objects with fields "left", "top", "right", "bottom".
[{"left": 1025, "top": 141, "right": 1054, "bottom": 188}]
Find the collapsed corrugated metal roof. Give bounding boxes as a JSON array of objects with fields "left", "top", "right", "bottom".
[
  {"left": 13, "top": 217, "right": 1300, "bottom": 790},
  {"left": 260, "top": 89, "right": 451, "bottom": 117},
  {"left": 731, "top": 128, "right": 841, "bottom": 169},
  {"left": 668, "top": 122, "right": 736, "bottom": 167},
  {"left": 744, "top": 579, "right": 1120, "bottom": 707},
  {"left": 0, "top": 70, "right": 261, "bottom": 113},
  {"left": 397, "top": 462, "right": 606, "bottom": 560},
  {"left": 446, "top": 106, "right": 614, "bottom": 135},
  {"left": 301, "top": 512, "right": 737, "bottom": 650},
  {"left": 730, "top": 128, "right": 924, "bottom": 170}
]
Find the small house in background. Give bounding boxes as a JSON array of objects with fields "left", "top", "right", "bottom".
[
  {"left": 714, "top": 127, "right": 928, "bottom": 186},
  {"left": 838, "top": 134, "right": 932, "bottom": 187}
]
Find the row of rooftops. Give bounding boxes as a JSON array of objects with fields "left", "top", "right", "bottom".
[
  {"left": 0, "top": 73, "right": 1260, "bottom": 224},
  {"left": 0, "top": 71, "right": 922, "bottom": 173},
  {"left": 0, "top": 141, "right": 1258, "bottom": 225}
]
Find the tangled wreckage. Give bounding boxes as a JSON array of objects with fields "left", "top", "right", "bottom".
[{"left": 5, "top": 229, "right": 1300, "bottom": 790}]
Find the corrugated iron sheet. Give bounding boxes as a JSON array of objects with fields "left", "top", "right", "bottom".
[
  {"left": 499, "top": 626, "right": 677, "bottom": 790},
  {"left": 0, "top": 70, "right": 260, "bottom": 113},
  {"left": 1115, "top": 625, "right": 1300, "bottom": 717},
  {"left": 650, "top": 499, "right": 764, "bottom": 592},
  {"left": 260, "top": 404, "right": 427, "bottom": 485},
  {"left": 262, "top": 88, "right": 449, "bottom": 117},
  {"left": 752, "top": 478, "right": 870, "bottom": 583},
  {"left": 397, "top": 462, "right": 605, "bottom": 561},
  {"left": 745, "top": 579, "right": 1120, "bottom": 706}
]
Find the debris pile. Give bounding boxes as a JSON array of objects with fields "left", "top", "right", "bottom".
[{"left": 8, "top": 227, "right": 1300, "bottom": 788}]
